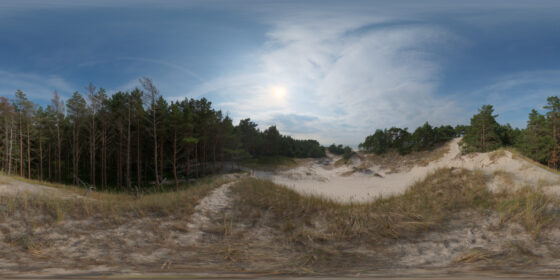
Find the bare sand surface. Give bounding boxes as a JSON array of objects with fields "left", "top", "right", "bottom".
[{"left": 253, "top": 138, "right": 560, "bottom": 202}]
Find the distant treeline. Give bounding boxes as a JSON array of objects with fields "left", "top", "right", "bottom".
[
  {"left": 327, "top": 144, "right": 353, "bottom": 161},
  {"left": 0, "top": 78, "right": 323, "bottom": 191},
  {"left": 461, "top": 99, "right": 560, "bottom": 168},
  {"left": 358, "top": 123, "right": 457, "bottom": 155},
  {"left": 359, "top": 98, "right": 560, "bottom": 170}
]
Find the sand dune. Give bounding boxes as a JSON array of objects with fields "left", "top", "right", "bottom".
[{"left": 255, "top": 138, "right": 560, "bottom": 202}]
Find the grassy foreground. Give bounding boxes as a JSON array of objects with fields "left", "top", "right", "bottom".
[
  {"left": 0, "top": 174, "right": 232, "bottom": 225},
  {"left": 231, "top": 168, "right": 560, "bottom": 243}
]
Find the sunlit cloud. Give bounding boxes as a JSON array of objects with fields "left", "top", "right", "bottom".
[{"left": 184, "top": 12, "right": 466, "bottom": 144}]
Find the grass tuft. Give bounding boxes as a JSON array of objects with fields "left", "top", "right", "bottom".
[{"left": 495, "top": 186, "right": 559, "bottom": 237}]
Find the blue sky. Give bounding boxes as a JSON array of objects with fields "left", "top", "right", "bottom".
[{"left": 1, "top": 0, "right": 560, "bottom": 145}]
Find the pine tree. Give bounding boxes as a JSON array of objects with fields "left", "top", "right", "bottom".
[
  {"left": 15, "top": 90, "right": 35, "bottom": 178},
  {"left": 462, "top": 105, "right": 502, "bottom": 153},
  {"left": 140, "top": 77, "right": 160, "bottom": 187},
  {"left": 544, "top": 97, "right": 560, "bottom": 168},
  {"left": 168, "top": 101, "right": 182, "bottom": 189},
  {"left": 67, "top": 91, "right": 87, "bottom": 184},
  {"left": 51, "top": 91, "right": 65, "bottom": 182},
  {"left": 517, "top": 109, "right": 553, "bottom": 164},
  {"left": 86, "top": 82, "right": 99, "bottom": 187}
]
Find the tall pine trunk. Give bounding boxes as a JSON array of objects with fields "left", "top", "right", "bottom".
[
  {"left": 118, "top": 125, "right": 123, "bottom": 188},
  {"left": 212, "top": 137, "right": 217, "bottom": 173},
  {"left": 56, "top": 118, "right": 61, "bottom": 182},
  {"left": 195, "top": 142, "right": 199, "bottom": 178},
  {"left": 73, "top": 123, "right": 77, "bottom": 184},
  {"left": 26, "top": 122, "right": 30, "bottom": 179},
  {"left": 202, "top": 141, "right": 206, "bottom": 176},
  {"left": 102, "top": 127, "right": 107, "bottom": 190},
  {"left": 186, "top": 144, "right": 190, "bottom": 181},
  {"left": 39, "top": 131, "right": 43, "bottom": 180},
  {"left": 19, "top": 115, "right": 23, "bottom": 177},
  {"left": 159, "top": 138, "right": 164, "bottom": 184},
  {"left": 7, "top": 119, "right": 13, "bottom": 175},
  {"left": 91, "top": 114, "right": 96, "bottom": 187},
  {"left": 48, "top": 143, "right": 51, "bottom": 181},
  {"left": 173, "top": 129, "right": 178, "bottom": 190},
  {"left": 153, "top": 104, "right": 159, "bottom": 187},
  {"left": 137, "top": 118, "right": 141, "bottom": 188},
  {"left": 126, "top": 105, "right": 131, "bottom": 190}
]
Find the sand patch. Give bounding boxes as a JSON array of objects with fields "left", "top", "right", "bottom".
[{"left": 252, "top": 138, "right": 560, "bottom": 202}]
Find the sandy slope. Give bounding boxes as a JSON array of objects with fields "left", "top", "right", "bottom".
[
  {"left": 0, "top": 176, "right": 88, "bottom": 199},
  {"left": 254, "top": 138, "right": 560, "bottom": 202}
]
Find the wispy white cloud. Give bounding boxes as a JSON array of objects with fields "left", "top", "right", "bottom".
[
  {"left": 180, "top": 10, "right": 466, "bottom": 145},
  {"left": 0, "top": 70, "right": 74, "bottom": 102}
]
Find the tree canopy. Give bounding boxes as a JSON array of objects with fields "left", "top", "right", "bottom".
[
  {"left": 359, "top": 123, "right": 457, "bottom": 155},
  {"left": 0, "top": 83, "right": 324, "bottom": 191},
  {"left": 461, "top": 105, "right": 503, "bottom": 153}
]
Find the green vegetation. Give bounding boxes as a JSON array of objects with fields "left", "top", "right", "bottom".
[
  {"left": 327, "top": 144, "right": 346, "bottom": 155},
  {"left": 328, "top": 144, "right": 354, "bottom": 163},
  {"left": 241, "top": 156, "right": 298, "bottom": 171},
  {"left": 460, "top": 97, "right": 560, "bottom": 169},
  {"left": 514, "top": 97, "right": 560, "bottom": 167},
  {"left": 460, "top": 105, "right": 520, "bottom": 153},
  {"left": 0, "top": 81, "right": 323, "bottom": 192},
  {"left": 359, "top": 122, "right": 456, "bottom": 155},
  {"left": 236, "top": 120, "right": 325, "bottom": 159}
]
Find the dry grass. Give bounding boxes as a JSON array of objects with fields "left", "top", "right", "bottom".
[
  {"left": 495, "top": 186, "right": 560, "bottom": 237},
  {"left": 333, "top": 158, "right": 346, "bottom": 167},
  {"left": 0, "top": 174, "right": 233, "bottom": 225},
  {"left": 231, "top": 167, "right": 560, "bottom": 245},
  {"left": 493, "top": 169, "right": 515, "bottom": 187},
  {"left": 489, "top": 149, "right": 507, "bottom": 162},
  {"left": 231, "top": 168, "right": 491, "bottom": 244}
]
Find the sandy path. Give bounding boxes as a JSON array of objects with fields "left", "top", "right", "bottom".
[
  {"left": 179, "top": 181, "right": 235, "bottom": 245},
  {"left": 253, "top": 138, "right": 560, "bottom": 202}
]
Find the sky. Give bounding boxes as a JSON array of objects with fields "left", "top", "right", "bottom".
[{"left": 1, "top": 0, "right": 560, "bottom": 145}]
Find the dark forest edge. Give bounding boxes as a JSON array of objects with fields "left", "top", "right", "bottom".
[{"left": 0, "top": 78, "right": 324, "bottom": 192}]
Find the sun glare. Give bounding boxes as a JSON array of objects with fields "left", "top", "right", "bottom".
[{"left": 272, "top": 86, "right": 287, "bottom": 99}]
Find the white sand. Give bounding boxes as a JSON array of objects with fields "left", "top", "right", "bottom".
[{"left": 253, "top": 138, "right": 560, "bottom": 202}]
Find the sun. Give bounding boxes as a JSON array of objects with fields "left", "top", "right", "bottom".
[{"left": 272, "top": 86, "right": 287, "bottom": 100}]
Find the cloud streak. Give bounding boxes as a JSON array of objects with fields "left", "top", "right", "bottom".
[
  {"left": 183, "top": 10, "right": 466, "bottom": 145},
  {"left": 0, "top": 70, "right": 74, "bottom": 102}
]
